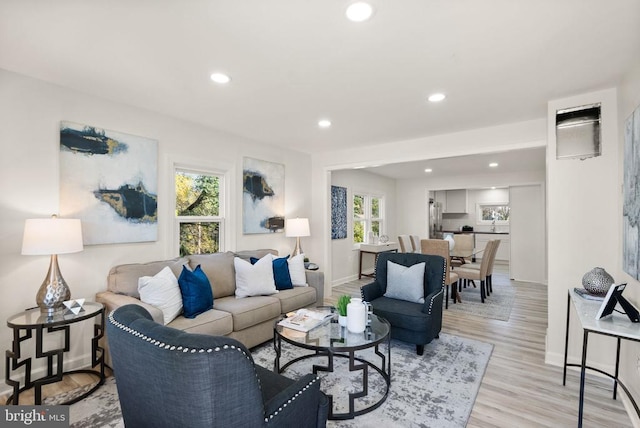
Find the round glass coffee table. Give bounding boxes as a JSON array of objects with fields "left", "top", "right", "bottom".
[{"left": 274, "top": 311, "right": 391, "bottom": 420}]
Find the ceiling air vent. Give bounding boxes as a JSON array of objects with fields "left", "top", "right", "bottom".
[{"left": 555, "top": 103, "right": 601, "bottom": 160}]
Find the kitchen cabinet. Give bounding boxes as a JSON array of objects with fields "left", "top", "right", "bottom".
[
  {"left": 435, "top": 189, "right": 468, "bottom": 214},
  {"left": 475, "top": 233, "right": 510, "bottom": 261}
]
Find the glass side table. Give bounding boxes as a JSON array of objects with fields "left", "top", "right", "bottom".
[{"left": 5, "top": 302, "right": 106, "bottom": 405}]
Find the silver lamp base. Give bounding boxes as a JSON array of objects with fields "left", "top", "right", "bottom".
[
  {"left": 36, "top": 254, "right": 71, "bottom": 315},
  {"left": 291, "top": 237, "right": 304, "bottom": 257}
]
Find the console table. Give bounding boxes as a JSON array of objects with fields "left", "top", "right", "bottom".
[
  {"left": 358, "top": 242, "right": 398, "bottom": 279},
  {"left": 563, "top": 289, "right": 640, "bottom": 427},
  {"left": 5, "top": 302, "right": 105, "bottom": 405}
]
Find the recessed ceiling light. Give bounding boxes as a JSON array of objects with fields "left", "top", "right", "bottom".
[
  {"left": 318, "top": 119, "right": 332, "bottom": 128},
  {"left": 346, "top": 2, "right": 374, "bottom": 22},
  {"left": 353, "top": 166, "right": 366, "bottom": 169},
  {"left": 424, "top": 168, "right": 433, "bottom": 173},
  {"left": 489, "top": 162, "right": 499, "bottom": 168},
  {"left": 428, "top": 93, "right": 446, "bottom": 103},
  {"left": 210, "top": 73, "right": 231, "bottom": 84},
  {"left": 491, "top": 186, "right": 496, "bottom": 190}
]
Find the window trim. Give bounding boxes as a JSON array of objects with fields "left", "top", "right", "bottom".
[
  {"left": 476, "top": 202, "right": 510, "bottom": 225},
  {"left": 352, "top": 191, "right": 385, "bottom": 246},
  {"left": 170, "top": 158, "right": 233, "bottom": 257}
]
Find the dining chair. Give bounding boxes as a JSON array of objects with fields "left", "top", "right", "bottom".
[
  {"left": 451, "top": 234, "right": 474, "bottom": 267},
  {"left": 453, "top": 240, "right": 495, "bottom": 303},
  {"left": 421, "top": 239, "right": 460, "bottom": 308},
  {"left": 398, "top": 235, "right": 413, "bottom": 253},
  {"left": 410, "top": 235, "right": 421, "bottom": 253},
  {"left": 458, "top": 239, "right": 500, "bottom": 296}
]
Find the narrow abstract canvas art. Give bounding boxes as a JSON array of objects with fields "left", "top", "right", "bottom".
[
  {"left": 331, "top": 185, "right": 347, "bottom": 239},
  {"left": 624, "top": 104, "right": 640, "bottom": 280},
  {"left": 243, "top": 157, "right": 285, "bottom": 234},
  {"left": 59, "top": 121, "right": 158, "bottom": 245}
]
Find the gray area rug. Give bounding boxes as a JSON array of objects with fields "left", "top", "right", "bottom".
[
  {"left": 447, "top": 280, "right": 515, "bottom": 321},
  {"left": 69, "top": 333, "right": 492, "bottom": 428}
]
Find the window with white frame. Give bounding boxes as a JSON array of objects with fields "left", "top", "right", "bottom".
[
  {"left": 476, "top": 202, "right": 510, "bottom": 225},
  {"left": 353, "top": 193, "right": 384, "bottom": 243},
  {"left": 175, "top": 168, "right": 224, "bottom": 256}
]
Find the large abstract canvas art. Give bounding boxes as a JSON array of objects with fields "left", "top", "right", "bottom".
[
  {"left": 624, "top": 105, "right": 640, "bottom": 280},
  {"left": 59, "top": 121, "right": 158, "bottom": 245},
  {"left": 243, "top": 157, "right": 285, "bottom": 234},
  {"left": 331, "top": 185, "right": 347, "bottom": 239}
]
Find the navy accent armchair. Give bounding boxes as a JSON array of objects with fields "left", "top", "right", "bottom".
[
  {"left": 107, "top": 305, "right": 328, "bottom": 428},
  {"left": 361, "top": 253, "right": 445, "bottom": 355}
]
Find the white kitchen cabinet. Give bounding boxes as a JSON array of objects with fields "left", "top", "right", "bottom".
[
  {"left": 475, "top": 233, "right": 510, "bottom": 262},
  {"left": 444, "top": 189, "right": 467, "bottom": 213},
  {"left": 436, "top": 189, "right": 468, "bottom": 213}
]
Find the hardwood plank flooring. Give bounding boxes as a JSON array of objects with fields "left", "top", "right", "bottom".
[
  {"left": 329, "top": 265, "right": 632, "bottom": 427},
  {"left": 2, "top": 265, "right": 632, "bottom": 427}
]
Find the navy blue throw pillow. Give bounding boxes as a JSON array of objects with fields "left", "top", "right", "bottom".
[
  {"left": 178, "top": 265, "right": 214, "bottom": 318},
  {"left": 250, "top": 255, "right": 293, "bottom": 290}
]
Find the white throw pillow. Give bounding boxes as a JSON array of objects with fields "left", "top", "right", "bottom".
[
  {"left": 384, "top": 261, "right": 426, "bottom": 304},
  {"left": 234, "top": 254, "right": 278, "bottom": 298},
  {"left": 138, "top": 266, "right": 183, "bottom": 325},
  {"left": 288, "top": 253, "right": 307, "bottom": 286}
]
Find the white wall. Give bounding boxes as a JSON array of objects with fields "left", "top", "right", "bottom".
[
  {"left": 0, "top": 69, "right": 313, "bottom": 385},
  {"left": 330, "top": 169, "right": 397, "bottom": 285},
  {"left": 545, "top": 88, "right": 621, "bottom": 370},
  {"left": 617, "top": 62, "right": 640, "bottom": 418}
]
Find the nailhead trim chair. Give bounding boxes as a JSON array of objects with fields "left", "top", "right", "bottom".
[
  {"left": 360, "top": 253, "right": 445, "bottom": 355},
  {"left": 107, "top": 305, "right": 328, "bottom": 428}
]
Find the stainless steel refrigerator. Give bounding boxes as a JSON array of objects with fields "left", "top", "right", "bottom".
[{"left": 429, "top": 198, "right": 443, "bottom": 239}]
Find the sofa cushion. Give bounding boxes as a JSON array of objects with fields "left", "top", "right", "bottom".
[
  {"left": 178, "top": 265, "right": 214, "bottom": 318},
  {"left": 272, "top": 287, "right": 317, "bottom": 314},
  {"left": 108, "top": 257, "right": 189, "bottom": 298},
  {"left": 234, "top": 255, "right": 278, "bottom": 298},
  {"left": 167, "top": 309, "right": 233, "bottom": 336},
  {"left": 251, "top": 255, "right": 293, "bottom": 290},
  {"left": 288, "top": 253, "right": 307, "bottom": 286},
  {"left": 370, "top": 296, "right": 431, "bottom": 332},
  {"left": 188, "top": 252, "right": 236, "bottom": 299},
  {"left": 234, "top": 249, "right": 278, "bottom": 261},
  {"left": 212, "top": 295, "right": 281, "bottom": 331},
  {"left": 138, "top": 266, "right": 183, "bottom": 325}
]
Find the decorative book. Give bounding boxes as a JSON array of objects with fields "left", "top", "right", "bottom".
[
  {"left": 278, "top": 308, "right": 334, "bottom": 332},
  {"left": 573, "top": 287, "right": 605, "bottom": 301}
]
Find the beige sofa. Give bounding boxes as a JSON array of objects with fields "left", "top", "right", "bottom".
[{"left": 96, "top": 249, "right": 324, "bottom": 364}]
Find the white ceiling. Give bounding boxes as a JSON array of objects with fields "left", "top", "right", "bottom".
[
  {"left": 364, "top": 146, "right": 546, "bottom": 180},
  {"left": 1, "top": 1, "right": 639, "bottom": 158}
]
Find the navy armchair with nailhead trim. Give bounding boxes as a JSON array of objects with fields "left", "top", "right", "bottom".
[
  {"left": 361, "top": 253, "right": 445, "bottom": 356},
  {"left": 107, "top": 305, "right": 328, "bottom": 428}
]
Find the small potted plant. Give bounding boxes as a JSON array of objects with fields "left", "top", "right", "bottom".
[{"left": 336, "top": 295, "right": 351, "bottom": 327}]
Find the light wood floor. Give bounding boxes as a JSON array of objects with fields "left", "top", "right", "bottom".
[
  {"left": 328, "top": 265, "right": 633, "bottom": 427},
  {"left": 3, "top": 266, "right": 633, "bottom": 427}
]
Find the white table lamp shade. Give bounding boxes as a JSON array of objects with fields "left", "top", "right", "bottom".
[
  {"left": 21, "top": 216, "right": 83, "bottom": 315},
  {"left": 286, "top": 218, "right": 310, "bottom": 257},
  {"left": 285, "top": 218, "right": 310, "bottom": 237},
  {"left": 22, "top": 218, "right": 83, "bottom": 255}
]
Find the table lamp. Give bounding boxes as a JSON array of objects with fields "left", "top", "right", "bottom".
[
  {"left": 22, "top": 215, "right": 84, "bottom": 315},
  {"left": 285, "top": 218, "right": 310, "bottom": 257}
]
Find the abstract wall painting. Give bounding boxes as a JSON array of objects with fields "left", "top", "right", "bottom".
[
  {"left": 243, "top": 157, "right": 285, "bottom": 234},
  {"left": 59, "top": 121, "right": 158, "bottom": 245},
  {"left": 331, "top": 185, "right": 347, "bottom": 240},
  {"left": 623, "top": 104, "right": 640, "bottom": 280}
]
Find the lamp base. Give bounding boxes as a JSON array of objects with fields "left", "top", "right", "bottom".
[
  {"left": 36, "top": 254, "right": 71, "bottom": 315},
  {"left": 291, "top": 237, "right": 304, "bottom": 257}
]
